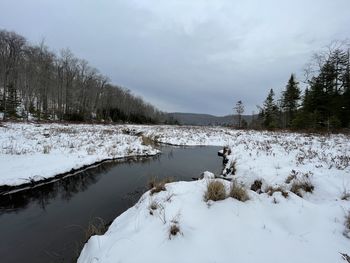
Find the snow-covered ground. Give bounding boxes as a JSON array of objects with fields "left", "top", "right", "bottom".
[
  {"left": 78, "top": 127, "right": 350, "bottom": 263},
  {"left": 0, "top": 123, "right": 158, "bottom": 186},
  {"left": 132, "top": 125, "right": 237, "bottom": 146},
  {"left": 1, "top": 122, "right": 350, "bottom": 262}
]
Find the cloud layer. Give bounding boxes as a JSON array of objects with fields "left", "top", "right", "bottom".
[{"left": 1, "top": 0, "right": 349, "bottom": 114}]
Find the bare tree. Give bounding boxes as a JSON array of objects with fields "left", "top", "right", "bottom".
[{"left": 233, "top": 100, "right": 244, "bottom": 128}]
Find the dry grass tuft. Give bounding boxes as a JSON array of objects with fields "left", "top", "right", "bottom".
[
  {"left": 148, "top": 201, "right": 159, "bottom": 215},
  {"left": 148, "top": 177, "right": 173, "bottom": 195},
  {"left": 84, "top": 217, "right": 108, "bottom": 243},
  {"left": 229, "top": 181, "right": 249, "bottom": 202},
  {"left": 250, "top": 179, "right": 263, "bottom": 193},
  {"left": 43, "top": 145, "right": 51, "bottom": 154},
  {"left": 204, "top": 180, "right": 227, "bottom": 202},
  {"left": 341, "top": 189, "right": 350, "bottom": 201},
  {"left": 266, "top": 186, "right": 289, "bottom": 198},
  {"left": 285, "top": 174, "right": 297, "bottom": 184},
  {"left": 340, "top": 253, "right": 350, "bottom": 263},
  {"left": 345, "top": 212, "right": 350, "bottom": 238},
  {"left": 169, "top": 224, "right": 180, "bottom": 239},
  {"left": 290, "top": 179, "right": 314, "bottom": 197},
  {"left": 141, "top": 135, "right": 154, "bottom": 146}
]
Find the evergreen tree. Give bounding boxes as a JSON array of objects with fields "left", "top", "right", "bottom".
[
  {"left": 281, "top": 74, "right": 300, "bottom": 127},
  {"left": 261, "top": 89, "right": 278, "bottom": 129}
]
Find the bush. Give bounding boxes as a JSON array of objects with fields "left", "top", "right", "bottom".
[
  {"left": 229, "top": 181, "right": 249, "bottom": 202},
  {"left": 148, "top": 177, "right": 173, "bottom": 195},
  {"left": 290, "top": 179, "right": 314, "bottom": 197},
  {"left": 204, "top": 180, "right": 226, "bottom": 202}
]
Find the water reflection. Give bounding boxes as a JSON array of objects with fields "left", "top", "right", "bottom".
[
  {"left": 0, "top": 154, "right": 161, "bottom": 213},
  {"left": 0, "top": 146, "right": 221, "bottom": 263}
]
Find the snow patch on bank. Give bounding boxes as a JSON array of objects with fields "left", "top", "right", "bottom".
[
  {"left": 78, "top": 179, "right": 350, "bottom": 263},
  {"left": 0, "top": 123, "right": 158, "bottom": 186}
]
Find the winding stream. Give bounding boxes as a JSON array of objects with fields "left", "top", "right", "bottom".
[{"left": 0, "top": 146, "right": 222, "bottom": 263}]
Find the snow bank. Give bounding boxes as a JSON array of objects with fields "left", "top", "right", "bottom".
[
  {"left": 0, "top": 123, "right": 158, "bottom": 186},
  {"left": 131, "top": 125, "right": 237, "bottom": 146},
  {"left": 78, "top": 129, "right": 350, "bottom": 263},
  {"left": 78, "top": 179, "right": 350, "bottom": 263}
]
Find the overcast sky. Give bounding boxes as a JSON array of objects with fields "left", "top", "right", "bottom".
[{"left": 1, "top": 0, "right": 349, "bottom": 115}]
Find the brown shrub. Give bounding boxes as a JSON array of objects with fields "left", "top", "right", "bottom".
[
  {"left": 229, "top": 181, "right": 249, "bottom": 202},
  {"left": 148, "top": 177, "right": 173, "bottom": 195},
  {"left": 266, "top": 186, "right": 289, "bottom": 198},
  {"left": 290, "top": 179, "right": 314, "bottom": 197},
  {"left": 204, "top": 180, "right": 227, "bottom": 202}
]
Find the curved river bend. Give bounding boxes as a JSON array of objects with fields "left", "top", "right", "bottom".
[{"left": 0, "top": 146, "right": 222, "bottom": 263}]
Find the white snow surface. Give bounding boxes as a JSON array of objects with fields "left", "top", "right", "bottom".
[
  {"left": 1, "top": 123, "right": 350, "bottom": 262},
  {"left": 78, "top": 126, "right": 350, "bottom": 263},
  {"left": 0, "top": 123, "right": 158, "bottom": 186}
]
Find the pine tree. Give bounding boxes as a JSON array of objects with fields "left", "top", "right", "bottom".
[
  {"left": 262, "top": 89, "right": 278, "bottom": 129},
  {"left": 281, "top": 74, "right": 300, "bottom": 127}
]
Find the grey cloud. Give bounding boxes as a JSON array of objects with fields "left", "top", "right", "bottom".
[{"left": 0, "top": 0, "right": 349, "bottom": 115}]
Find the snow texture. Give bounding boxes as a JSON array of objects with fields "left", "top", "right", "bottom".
[
  {"left": 0, "top": 123, "right": 158, "bottom": 186},
  {"left": 78, "top": 126, "right": 350, "bottom": 263}
]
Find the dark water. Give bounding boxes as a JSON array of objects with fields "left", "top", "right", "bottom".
[{"left": 0, "top": 146, "right": 222, "bottom": 263}]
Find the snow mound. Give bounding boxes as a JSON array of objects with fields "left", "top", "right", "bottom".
[{"left": 78, "top": 179, "right": 350, "bottom": 263}]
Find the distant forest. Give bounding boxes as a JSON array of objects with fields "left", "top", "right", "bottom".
[
  {"left": 0, "top": 29, "right": 172, "bottom": 124},
  {"left": 255, "top": 41, "right": 350, "bottom": 130}
]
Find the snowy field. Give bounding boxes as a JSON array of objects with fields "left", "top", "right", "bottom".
[
  {"left": 78, "top": 126, "right": 350, "bottom": 263},
  {"left": 0, "top": 123, "right": 158, "bottom": 186},
  {"left": 1, "top": 122, "right": 350, "bottom": 262}
]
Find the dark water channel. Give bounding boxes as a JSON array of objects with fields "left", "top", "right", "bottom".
[{"left": 0, "top": 146, "right": 222, "bottom": 263}]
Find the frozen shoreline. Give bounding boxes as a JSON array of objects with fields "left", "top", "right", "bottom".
[{"left": 0, "top": 123, "right": 159, "bottom": 187}]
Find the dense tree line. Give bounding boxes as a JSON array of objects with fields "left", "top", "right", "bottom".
[
  {"left": 0, "top": 29, "right": 168, "bottom": 123},
  {"left": 257, "top": 41, "right": 350, "bottom": 131}
]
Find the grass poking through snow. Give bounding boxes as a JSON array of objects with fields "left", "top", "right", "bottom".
[
  {"left": 204, "top": 180, "right": 226, "bottom": 202},
  {"left": 148, "top": 177, "right": 173, "bottom": 195},
  {"left": 229, "top": 180, "right": 249, "bottom": 202}
]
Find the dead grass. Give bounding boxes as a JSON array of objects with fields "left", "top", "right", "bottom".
[
  {"left": 169, "top": 224, "right": 180, "bottom": 239},
  {"left": 84, "top": 217, "right": 108, "bottom": 243},
  {"left": 250, "top": 179, "right": 263, "bottom": 193},
  {"left": 341, "top": 189, "right": 350, "bottom": 201},
  {"left": 266, "top": 186, "right": 289, "bottom": 198},
  {"left": 341, "top": 253, "right": 350, "bottom": 263},
  {"left": 204, "top": 180, "right": 227, "bottom": 202},
  {"left": 141, "top": 135, "right": 155, "bottom": 146},
  {"left": 42, "top": 145, "right": 51, "bottom": 154},
  {"left": 148, "top": 200, "right": 159, "bottom": 215},
  {"left": 148, "top": 176, "right": 173, "bottom": 195},
  {"left": 229, "top": 181, "right": 249, "bottom": 202},
  {"left": 345, "top": 212, "right": 350, "bottom": 238},
  {"left": 290, "top": 178, "right": 314, "bottom": 197},
  {"left": 285, "top": 171, "right": 297, "bottom": 184}
]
